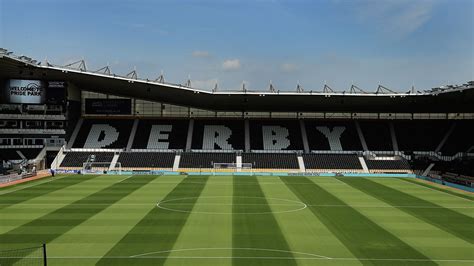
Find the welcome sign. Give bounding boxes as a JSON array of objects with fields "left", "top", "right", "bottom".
[{"left": 5, "top": 79, "right": 46, "bottom": 104}]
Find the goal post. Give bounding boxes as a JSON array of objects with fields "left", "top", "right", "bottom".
[
  {"left": 0, "top": 243, "right": 47, "bottom": 265},
  {"left": 212, "top": 163, "right": 253, "bottom": 174},
  {"left": 81, "top": 162, "right": 121, "bottom": 175}
]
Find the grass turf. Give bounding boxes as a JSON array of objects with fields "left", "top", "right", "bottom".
[{"left": 0, "top": 175, "right": 472, "bottom": 265}]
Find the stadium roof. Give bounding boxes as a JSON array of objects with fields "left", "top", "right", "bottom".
[{"left": 1, "top": 49, "right": 473, "bottom": 113}]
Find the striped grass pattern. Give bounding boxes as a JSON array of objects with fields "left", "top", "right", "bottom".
[{"left": 0, "top": 175, "right": 472, "bottom": 265}]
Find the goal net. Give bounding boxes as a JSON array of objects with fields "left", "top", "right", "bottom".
[
  {"left": 213, "top": 163, "right": 253, "bottom": 173},
  {"left": 82, "top": 162, "right": 121, "bottom": 175},
  {"left": 0, "top": 244, "right": 47, "bottom": 265}
]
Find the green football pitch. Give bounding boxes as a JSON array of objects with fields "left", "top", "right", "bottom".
[{"left": 0, "top": 174, "right": 473, "bottom": 266}]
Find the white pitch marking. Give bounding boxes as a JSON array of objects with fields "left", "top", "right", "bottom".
[
  {"left": 0, "top": 173, "right": 128, "bottom": 197},
  {"left": 156, "top": 203, "right": 474, "bottom": 209},
  {"left": 0, "top": 174, "right": 131, "bottom": 198},
  {"left": 313, "top": 176, "right": 474, "bottom": 203},
  {"left": 156, "top": 196, "right": 307, "bottom": 214},
  {"left": 0, "top": 175, "right": 67, "bottom": 196},
  {"left": 1, "top": 203, "right": 472, "bottom": 209},
  {"left": 116, "top": 175, "right": 133, "bottom": 183},
  {"left": 130, "top": 247, "right": 331, "bottom": 259},
  {"left": 398, "top": 178, "right": 474, "bottom": 202},
  {"left": 130, "top": 180, "right": 350, "bottom": 186},
  {"left": 10, "top": 256, "right": 473, "bottom": 263},
  {"left": 305, "top": 177, "right": 474, "bottom": 211},
  {"left": 306, "top": 204, "right": 474, "bottom": 209}
]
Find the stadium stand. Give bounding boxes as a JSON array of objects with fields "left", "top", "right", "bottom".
[
  {"left": 305, "top": 120, "right": 362, "bottom": 151},
  {"left": 431, "top": 157, "right": 474, "bottom": 183},
  {"left": 0, "top": 105, "right": 21, "bottom": 114},
  {"left": 72, "top": 119, "right": 133, "bottom": 149},
  {"left": 192, "top": 119, "right": 244, "bottom": 150},
  {"left": 454, "top": 158, "right": 474, "bottom": 177},
  {"left": 249, "top": 120, "right": 303, "bottom": 150},
  {"left": 48, "top": 117, "right": 470, "bottom": 176},
  {"left": 0, "top": 120, "right": 19, "bottom": 128},
  {"left": 46, "top": 151, "right": 58, "bottom": 168},
  {"left": 441, "top": 173, "right": 474, "bottom": 187},
  {"left": 365, "top": 158, "right": 411, "bottom": 172},
  {"left": 132, "top": 119, "right": 188, "bottom": 150},
  {"left": 409, "top": 157, "right": 433, "bottom": 175},
  {"left": 2, "top": 52, "right": 473, "bottom": 190},
  {"left": 60, "top": 152, "right": 114, "bottom": 167},
  {"left": 118, "top": 152, "right": 175, "bottom": 168},
  {"left": 179, "top": 152, "right": 236, "bottom": 168},
  {"left": 303, "top": 153, "right": 362, "bottom": 170},
  {"left": 17, "top": 149, "right": 42, "bottom": 159},
  {"left": 394, "top": 120, "right": 452, "bottom": 152},
  {"left": 440, "top": 121, "right": 474, "bottom": 155},
  {"left": 0, "top": 149, "right": 41, "bottom": 161},
  {"left": 359, "top": 121, "right": 393, "bottom": 151},
  {"left": 0, "top": 149, "right": 23, "bottom": 161},
  {"left": 242, "top": 153, "right": 299, "bottom": 169}
]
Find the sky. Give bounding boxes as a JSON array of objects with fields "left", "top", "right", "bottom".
[{"left": 0, "top": 0, "right": 473, "bottom": 92}]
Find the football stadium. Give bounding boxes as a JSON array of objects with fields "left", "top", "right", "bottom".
[
  {"left": 0, "top": 48, "right": 473, "bottom": 265},
  {"left": 1, "top": 1, "right": 474, "bottom": 265}
]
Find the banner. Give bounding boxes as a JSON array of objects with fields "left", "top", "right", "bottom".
[
  {"left": 85, "top": 98, "right": 132, "bottom": 115},
  {"left": 5, "top": 79, "right": 46, "bottom": 104}
]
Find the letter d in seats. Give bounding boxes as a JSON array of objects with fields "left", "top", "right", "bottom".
[{"left": 84, "top": 124, "right": 120, "bottom": 148}]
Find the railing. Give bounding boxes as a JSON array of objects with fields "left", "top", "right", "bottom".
[
  {"left": 0, "top": 114, "right": 66, "bottom": 120},
  {"left": 250, "top": 150, "right": 299, "bottom": 154},
  {"left": 413, "top": 151, "right": 474, "bottom": 161},
  {"left": 130, "top": 149, "right": 182, "bottom": 152},
  {"left": 0, "top": 145, "right": 43, "bottom": 149},
  {"left": 189, "top": 149, "right": 241, "bottom": 153},
  {"left": 57, "top": 147, "right": 474, "bottom": 163},
  {"left": 311, "top": 150, "right": 362, "bottom": 155},
  {"left": 0, "top": 128, "right": 65, "bottom": 134},
  {"left": 68, "top": 148, "right": 124, "bottom": 152}
]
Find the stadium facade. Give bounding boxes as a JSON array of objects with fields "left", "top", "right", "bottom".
[{"left": 0, "top": 48, "right": 473, "bottom": 188}]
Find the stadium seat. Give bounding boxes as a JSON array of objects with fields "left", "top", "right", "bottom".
[
  {"left": 0, "top": 149, "right": 42, "bottom": 161},
  {"left": 359, "top": 121, "right": 393, "bottom": 151},
  {"left": 249, "top": 120, "right": 303, "bottom": 150},
  {"left": 394, "top": 120, "right": 452, "bottom": 152},
  {"left": 439, "top": 121, "right": 474, "bottom": 155},
  {"left": 242, "top": 153, "right": 299, "bottom": 169},
  {"left": 118, "top": 152, "right": 175, "bottom": 168},
  {"left": 132, "top": 119, "right": 188, "bottom": 149},
  {"left": 305, "top": 120, "right": 362, "bottom": 151},
  {"left": 432, "top": 157, "right": 474, "bottom": 179},
  {"left": 192, "top": 120, "right": 244, "bottom": 150},
  {"left": 303, "top": 154, "right": 362, "bottom": 170},
  {"left": 72, "top": 119, "right": 133, "bottom": 149},
  {"left": 0, "top": 149, "right": 23, "bottom": 161},
  {"left": 365, "top": 159, "right": 411, "bottom": 172},
  {"left": 60, "top": 152, "right": 114, "bottom": 167},
  {"left": 179, "top": 152, "right": 236, "bottom": 168}
]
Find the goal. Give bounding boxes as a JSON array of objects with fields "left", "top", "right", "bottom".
[
  {"left": 212, "top": 163, "right": 253, "bottom": 174},
  {"left": 0, "top": 244, "right": 47, "bottom": 266},
  {"left": 82, "top": 162, "right": 122, "bottom": 175}
]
